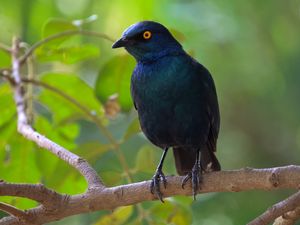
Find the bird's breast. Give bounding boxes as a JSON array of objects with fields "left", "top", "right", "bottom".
[{"left": 130, "top": 56, "right": 210, "bottom": 148}]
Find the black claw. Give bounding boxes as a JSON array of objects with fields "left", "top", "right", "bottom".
[
  {"left": 181, "top": 173, "right": 191, "bottom": 189},
  {"left": 181, "top": 163, "right": 203, "bottom": 200},
  {"left": 150, "top": 169, "right": 167, "bottom": 202}
]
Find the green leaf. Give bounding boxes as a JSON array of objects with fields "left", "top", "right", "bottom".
[
  {"left": 95, "top": 55, "right": 135, "bottom": 111},
  {"left": 94, "top": 206, "right": 133, "bottom": 225},
  {"left": 135, "top": 145, "right": 156, "bottom": 173},
  {"left": 0, "top": 83, "right": 15, "bottom": 127},
  {"left": 36, "top": 44, "right": 100, "bottom": 64},
  {"left": 123, "top": 117, "right": 141, "bottom": 141},
  {"left": 1, "top": 132, "right": 41, "bottom": 184},
  {"left": 38, "top": 73, "right": 105, "bottom": 124},
  {"left": 150, "top": 200, "right": 192, "bottom": 225},
  {"left": 72, "top": 14, "right": 98, "bottom": 27},
  {"left": 42, "top": 18, "right": 78, "bottom": 38},
  {"left": 0, "top": 51, "right": 11, "bottom": 67},
  {"left": 169, "top": 28, "right": 186, "bottom": 42},
  {"left": 34, "top": 116, "right": 77, "bottom": 177},
  {"left": 40, "top": 18, "right": 81, "bottom": 50},
  {"left": 33, "top": 115, "right": 86, "bottom": 193},
  {"left": 75, "top": 141, "right": 112, "bottom": 162},
  {"left": 100, "top": 171, "right": 123, "bottom": 186}
]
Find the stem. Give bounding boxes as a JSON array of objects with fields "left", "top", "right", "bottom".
[
  {"left": 0, "top": 43, "right": 12, "bottom": 53},
  {"left": 19, "top": 30, "right": 114, "bottom": 65}
]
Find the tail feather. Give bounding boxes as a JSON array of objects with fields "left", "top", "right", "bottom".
[{"left": 173, "top": 147, "right": 221, "bottom": 175}]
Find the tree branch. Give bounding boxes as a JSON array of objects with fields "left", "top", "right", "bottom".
[
  {"left": 247, "top": 191, "right": 300, "bottom": 225},
  {"left": 0, "top": 181, "right": 64, "bottom": 208},
  {"left": 0, "top": 202, "right": 28, "bottom": 220},
  {"left": 273, "top": 207, "right": 300, "bottom": 225},
  {"left": 0, "top": 166, "right": 300, "bottom": 225},
  {"left": 10, "top": 36, "right": 104, "bottom": 189}
]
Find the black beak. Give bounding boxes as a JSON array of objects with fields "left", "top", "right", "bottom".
[{"left": 112, "top": 37, "right": 127, "bottom": 48}]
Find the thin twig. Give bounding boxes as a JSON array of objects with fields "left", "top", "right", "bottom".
[
  {"left": 0, "top": 43, "right": 12, "bottom": 53},
  {"left": 247, "top": 191, "right": 300, "bottom": 225},
  {"left": 10, "top": 37, "right": 104, "bottom": 189},
  {"left": 0, "top": 202, "right": 28, "bottom": 220},
  {"left": 0, "top": 70, "right": 14, "bottom": 84},
  {"left": 19, "top": 30, "right": 114, "bottom": 65}
]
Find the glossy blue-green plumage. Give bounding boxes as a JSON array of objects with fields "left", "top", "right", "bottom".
[{"left": 113, "top": 21, "right": 220, "bottom": 176}]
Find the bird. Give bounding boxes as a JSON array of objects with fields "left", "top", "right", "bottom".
[{"left": 112, "top": 21, "right": 221, "bottom": 201}]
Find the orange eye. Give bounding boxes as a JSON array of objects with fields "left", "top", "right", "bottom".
[{"left": 143, "top": 31, "right": 152, "bottom": 40}]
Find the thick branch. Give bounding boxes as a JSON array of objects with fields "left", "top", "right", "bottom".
[
  {"left": 248, "top": 191, "right": 300, "bottom": 225},
  {"left": 10, "top": 37, "right": 104, "bottom": 189},
  {"left": 0, "top": 181, "right": 64, "bottom": 208},
  {"left": 0, "top": 166, "right": 300, "bottom": 225}
]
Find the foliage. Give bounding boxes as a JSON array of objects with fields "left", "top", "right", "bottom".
[{"left": 0, "top": 0, "right": 300, "bottom": 224}]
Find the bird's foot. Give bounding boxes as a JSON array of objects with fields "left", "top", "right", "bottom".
[
  {"left": 181, "top": 164, "right": 203, "bottom": 200},
  {"left": 150, "top": 168, "right": 167, "bottom": 202}
]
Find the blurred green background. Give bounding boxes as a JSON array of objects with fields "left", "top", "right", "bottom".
[{"left": 0, "top": 0, "right": 300, "bottom": 224}]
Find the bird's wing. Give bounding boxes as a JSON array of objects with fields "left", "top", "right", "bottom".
[
  {"left": 203, "top": 67, "right": 220, "bottom": 153},
  {"left": 190, "top": 59, "right": 220, "bottom": 153},
  {"left": 130, "top": 68, "right": 138, "bottom": 111},
  {"left": 133, "top": 101, "right": 137, "bottom": 110}
]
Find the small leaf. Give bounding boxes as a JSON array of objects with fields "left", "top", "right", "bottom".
[
  {"left": 95, "top": 55, "right": 135, "bottom": 111},
  {"left": 150, "top": 200, "right": 192, "bottom": 225},
  {"left": 38, "top": 73, "right": 105, "bottom": 124},
  {"left": 123, "top": 117, "right": 141, "bottom": 141},
  {"left": 0, "top": 84, "right": 15, "bottom": 127},
  {"left": 135, "top": 145, "right": 156, "bottom": 173},
  {"left": 104, "top": 94, "right": 121, "bottom": 119},
  {"left": 75, "top": 142, "right": 112, "bottom": 161},
  {"left": 0, "top": 51, "right": 11, "bottom": 67},
  {"left": 72, "top": 14, "right": 98, "bottom": 27},
  {"left": 42, "top": 18, "right": 78, "bottom": 38},
  {"left": 169, "top": 28, "right": 186, "bottom": 42},
  {"left": 36, "top": 44, "right": 100, "bottom": 64},
  {"left": 94, "top": 206, "right": 133, "bottom": 225}
]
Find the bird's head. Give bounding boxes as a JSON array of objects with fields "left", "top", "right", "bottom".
[{"left": 112, "top": 21, "right": 182, "bottom": 62}]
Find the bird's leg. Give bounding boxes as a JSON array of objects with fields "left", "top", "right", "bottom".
[
  {"left": 150, "top": 147, "right": 169, "bottom": 202},
  {"left": 181, "top": 150, "right": 202, "bottom": 200}
]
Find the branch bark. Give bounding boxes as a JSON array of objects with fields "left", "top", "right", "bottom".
[
  {"left": 247, "top": 191, "right": 300, "bottom": 225},
  {"left": 0, "top": 202, "right": 28, "bottom": 220},
  {"left": 1, "top": 166, "right": 300, "bottom": 225}
]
